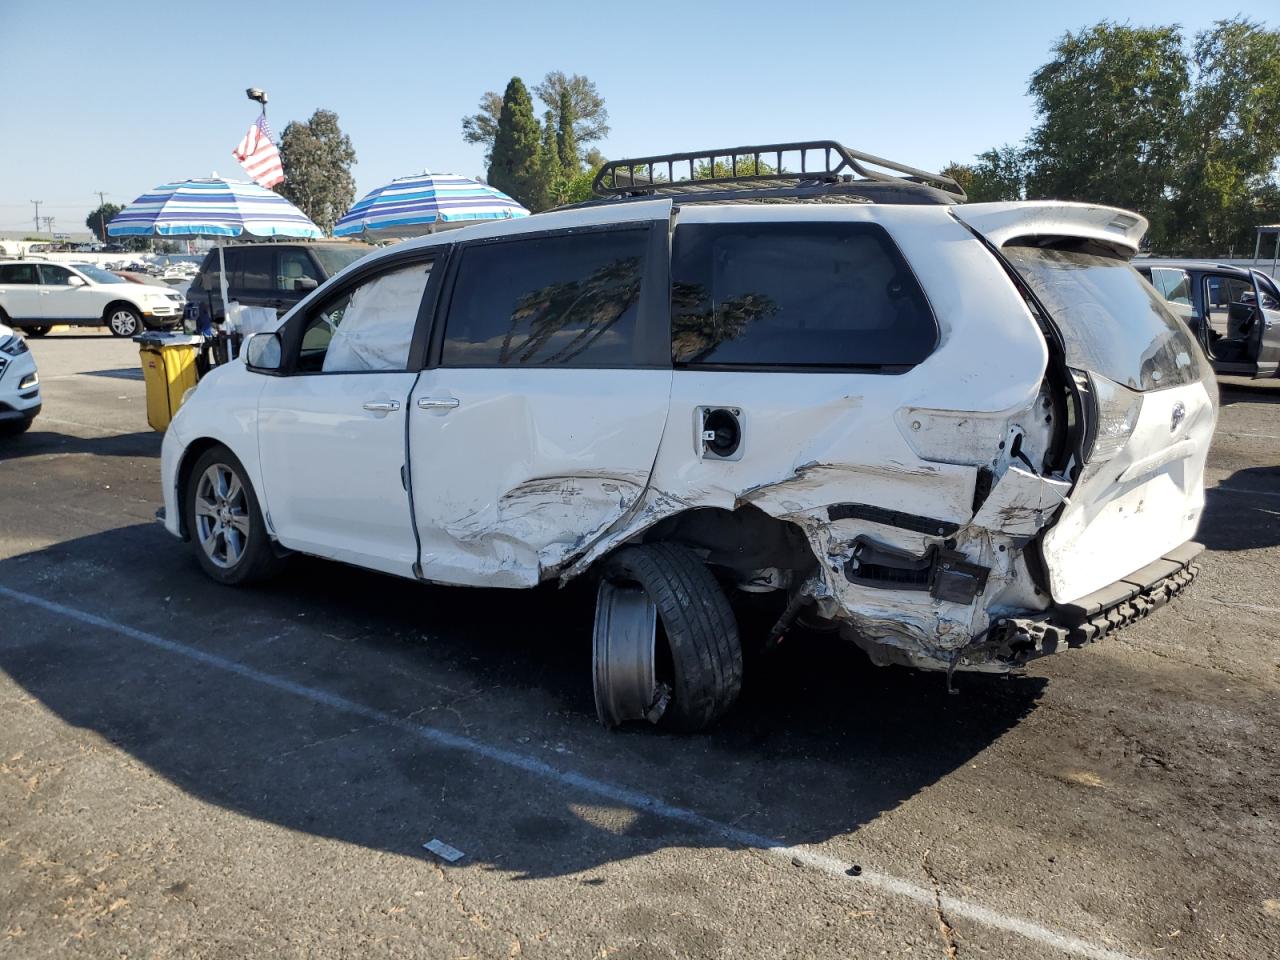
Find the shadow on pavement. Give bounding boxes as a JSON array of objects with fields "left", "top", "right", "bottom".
[
  {"left": 80, "top": 367, "right": 144, "bottom": 381},
  {"left": 0, "top": 429, "right": 159, "bottom": 462},
  {"left": 0, "top": 523, "right": 1044, "bottom": 881},
  {"left": 1200, "top": 464, "right": 1280, "bottom": 551},
  {"left": 1218, "top": 380, "right": 1280, "bottom": 406}
]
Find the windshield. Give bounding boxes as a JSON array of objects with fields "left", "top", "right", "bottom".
[
  {"left": 311, "top": 245, "right": 369, "bottom": 277},
  {"left": 71, "top": 263, "right": 126, "bottom": 284},
  {"left": 1005, "top": 245, "right": 1204, "bottom": 391}
]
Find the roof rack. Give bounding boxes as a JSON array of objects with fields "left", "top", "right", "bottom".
[{"left": 589, "top": 139, "right": 966, "bottom": 205}]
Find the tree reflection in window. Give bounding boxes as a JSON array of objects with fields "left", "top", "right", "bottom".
[
  {"left": 671, "top": 281, "right": 779, "bottom": 363},
  {"left": 500, "top": 256, "right": 642, "bottom": 365}
]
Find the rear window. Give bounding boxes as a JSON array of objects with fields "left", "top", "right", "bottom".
[
  {"left": 670, "top": 222, "right": 937, "bottom": 368},
  {"left": 1004, "top": 245, "right": 1204, "bottom": 391},
  {"left": 311, "top": 245, "right": 369, "bottom": 277}
]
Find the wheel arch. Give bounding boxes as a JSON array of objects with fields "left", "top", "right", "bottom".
[{"left": 101, "top": 299, "right": 143, "bottom": 323}]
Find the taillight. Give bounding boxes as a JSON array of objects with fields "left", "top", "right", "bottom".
[{"left": 1079, "top": 371, "right": 1143, "bottom": 462}]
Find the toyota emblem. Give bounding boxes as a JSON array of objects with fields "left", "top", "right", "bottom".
[{"left": 1170, "top": 401, "right": 1186, "bottom": 432}]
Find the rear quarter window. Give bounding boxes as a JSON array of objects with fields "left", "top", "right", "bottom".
[{"left": 670, "top": 222, "right": 937, "bottom": 369}]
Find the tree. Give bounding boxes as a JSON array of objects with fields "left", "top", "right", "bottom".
[
  {"left": 943, "top": 146, "right": 1026, "bottom": 202},
  {"left": 1025, "top": 20, "right": 1188, "bottom": 231},
  {"left": 463, "top": 71, "right": 608, "bottom": 165},
  {"left": 86, "top": 202, "right": 124, "bottom": 241},
  {"left": 488, "top": 77, "right": 544, "bottom": 210},
  {"left": 556, "top": 89, "right": 579, "bottom": 176},
  {"left": 277, "top": 109, "right": 357, "bottom": 235},
  {"left": 1170, "top": 18, "right": 1280, "bottom": 253}
]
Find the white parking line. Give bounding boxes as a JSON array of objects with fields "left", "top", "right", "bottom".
[{"left": 0, "top": 583, "right": 1142, "bottom": 960}]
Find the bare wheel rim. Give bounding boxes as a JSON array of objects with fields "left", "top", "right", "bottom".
[
  {"left": 110, "top": 310, "right": 138, "bottom": 335},
  {"left": 193, "top": 463, "right": 249, "bottom": 569}
]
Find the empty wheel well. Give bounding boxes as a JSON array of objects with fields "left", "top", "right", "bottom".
[
  {"left": 175, "top": 438, "right": 226, "bottom": 539},
  {"left": 640, "top": 504, "right": 818, "bottom": 581}
]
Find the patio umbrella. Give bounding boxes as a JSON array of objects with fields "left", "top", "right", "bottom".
[
  {"left": 334, "top": 171, "right": 528, "bottom": 240},
  {"left": 109, "top": 177, "right": 322, "bottom": 326}
]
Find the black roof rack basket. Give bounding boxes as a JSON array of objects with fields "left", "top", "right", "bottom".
[{"left": 591, "top": 139, "right": 965, "bottom": 203}]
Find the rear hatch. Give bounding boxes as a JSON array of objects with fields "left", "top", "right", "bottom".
[{"left": 954, "top": 203, "right": 1218, "bottom": 604}]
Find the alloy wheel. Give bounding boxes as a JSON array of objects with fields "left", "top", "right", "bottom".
[{"left": 193, "top": 463, "right": 250, "bottom": 569}]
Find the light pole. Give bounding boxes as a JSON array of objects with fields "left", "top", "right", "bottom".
[
  {"left": 246, "top": 87, "right": 268, "bottom": 120},
  {"left": 94, "top": 190, "right": 108, "bottom": 243}
]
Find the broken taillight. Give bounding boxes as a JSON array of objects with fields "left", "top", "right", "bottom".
[{"left": 1079, "top": 370, "right": 1143, "bottom": 462}]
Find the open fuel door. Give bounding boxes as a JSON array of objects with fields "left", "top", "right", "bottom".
[{"left": 954, "top": 202, "right": 1218, "bottom": 604}]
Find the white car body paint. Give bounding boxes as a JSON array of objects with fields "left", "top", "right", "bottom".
[
  {"left": 0, "top": 322, "right": 41, "bottom": 427},
  {"left": 159, "top": 197, "right": 1216, "bottom": 673},
  {"left": 0, "top": 261, "right": 183, "bottom": 326}
]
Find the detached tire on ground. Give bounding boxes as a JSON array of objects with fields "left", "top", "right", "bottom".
[
  {"left": 600, "top": 543, "right": 743, "bottom": 731},
  {"left": 183, "top": 444, "right": 280, "bottom": 585}
]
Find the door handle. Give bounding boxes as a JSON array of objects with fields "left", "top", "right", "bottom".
[
  {"left": 362, "top": 400, "right": 400, "bottom": 413},
  {"left": 417, "top": 397, "right": 460, "bottom": 411}
]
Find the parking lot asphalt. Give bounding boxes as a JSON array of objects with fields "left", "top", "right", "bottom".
[{"left": 1, "top": 331, "right": 1278, "bottom": 960}]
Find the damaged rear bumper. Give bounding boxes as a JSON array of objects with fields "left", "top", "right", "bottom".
[{"left": 977, "top": 540, "right": 1203, "bottom": 666}]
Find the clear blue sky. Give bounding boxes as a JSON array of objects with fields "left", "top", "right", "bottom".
[{"left": 0, "top": 0, "right": 1275, "bottom": 234}]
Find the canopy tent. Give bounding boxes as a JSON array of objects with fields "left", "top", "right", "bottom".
[
  {"left": 108, "top": 178, "right": 322, "bottom": 345},
  {"left": 334, "top": 171, "right": 528, "bottom": 241}
]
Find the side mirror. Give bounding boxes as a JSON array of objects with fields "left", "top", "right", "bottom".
[
  {"left": 244, "top": 331, "right": 283, "bottom": 372},
  {"left": 67, "top": 275, "right": 87, "bottom": 287},
  {"left": 294, "top": 276, "right": 319, "bottom": 292}
]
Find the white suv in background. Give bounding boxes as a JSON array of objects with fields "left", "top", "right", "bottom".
[
  {"left": 158, "top": 141, "right": 1217, "bottom": 732},
  {"left": 0, "top": 320, "right": 41, "bottom": 435},
  {"left": 0, "top": 260, "right": 185, "bottom": 337}
]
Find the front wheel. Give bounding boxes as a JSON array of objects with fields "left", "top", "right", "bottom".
[
  {"left": 184, "top": 445, "right": 280, "bottom": 585},
  {"left": 106, "top": 306, "right": 142, "bottom": 337}
]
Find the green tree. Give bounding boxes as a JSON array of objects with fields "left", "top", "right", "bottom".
[
  {"left": 1170, "top": 18, "right": 1280, "bottom": 254},
  {"left": 1025, "top": 20, "right": 1188, "bottom": 236},
  {"left": 86, "top": 202, "right": 124, "bottom": 241},
  {"left": 278, "top": 109, "right": 357, "bottom": 235},
  {"left": 463, "top": 71, "right": 608, "bottom": 165},
  {"left": 488, "top": 77, "right": 544, "bottom": 210},
  {"left": 556, "top": 89, "right": 579, "bottom": 176},
  {"left": 943, "top": 146, "right": 1027, "bottom": 202}
]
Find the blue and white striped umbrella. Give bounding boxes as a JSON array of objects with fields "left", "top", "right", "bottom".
[
  {"left": 108, "top": 177, "right": 322, "bottom": 239},
  {"left": 334, "top": 171, "right": 528, "bottom": 240}
]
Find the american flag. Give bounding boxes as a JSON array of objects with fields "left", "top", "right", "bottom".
[{"left": 233, "top": 115, "right": 284, "bottom": 188}]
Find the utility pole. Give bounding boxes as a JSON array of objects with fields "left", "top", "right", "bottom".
[
  {"left": 30, "top": 200, "right": 42, "bottom": 234},
  {"left": 41, "top": 216, "right": 55, "bottom": 235},
  {"left": 94, "top": 190, "right": 108, "bottom": 241}
]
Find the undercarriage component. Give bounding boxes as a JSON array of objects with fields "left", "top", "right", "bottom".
[{"left": 842, "top": 536, "right": 991, "bottom": 604}]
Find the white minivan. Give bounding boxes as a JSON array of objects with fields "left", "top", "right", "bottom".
[
  {"left": 0, "top": 260, "right": 185, "bottom": 337},
  {"left": 157, "top": 142, "right": 1216, "bottom": 731}
]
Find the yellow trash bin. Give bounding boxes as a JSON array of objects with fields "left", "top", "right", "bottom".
[{"left": 136, "top": 333, "right": 203, "bottom": 432}]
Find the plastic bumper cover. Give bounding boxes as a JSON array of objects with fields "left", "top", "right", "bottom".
[{"left": 984, "top": 541, "right": 1203, "bottom": 664}]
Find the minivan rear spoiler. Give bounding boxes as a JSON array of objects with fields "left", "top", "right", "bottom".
[{"left": 952, "top": 202, "right": 1148, "bottom": 257}]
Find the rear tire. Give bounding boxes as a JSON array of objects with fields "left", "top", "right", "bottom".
[
  {"left": 183, "top": 445, "right": 280, "bottom": 585},
  {"left": 106, "top": 306, "right": 142, "bottom": 337},
  {"left": 602, "top": 543, "right": 743, "bottom": 731}
]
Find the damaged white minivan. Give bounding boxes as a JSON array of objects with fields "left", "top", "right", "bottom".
[{"left": 159, "top": 142, "right": 1216, "bottom": 731}]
